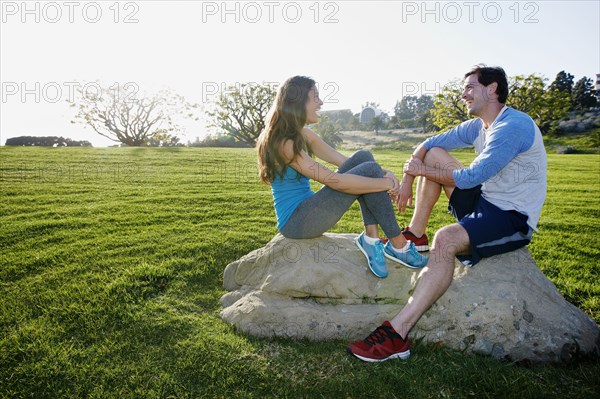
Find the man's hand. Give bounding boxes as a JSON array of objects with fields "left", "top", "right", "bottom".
[
  {"left": 403, "top": 157, "right": 425, "bottom": 177},
  {"left": 394, "top": 175, "right": 414, "bottom": 213}
]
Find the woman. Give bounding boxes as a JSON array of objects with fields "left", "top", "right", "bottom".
[{"left": 256, "top": 76, "right": 427, "bottom": 277}]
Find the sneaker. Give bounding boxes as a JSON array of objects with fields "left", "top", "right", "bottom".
[
  {"left": 347, "top": 321, "right": 410, "bottom": 362},
  {"left": 355, "top": 232, "right": 388, "bottom": 278},
  {"left": 384, "top": 241, "right": 428, "bottom": 269},
  {"left": 457, "top": 255, "right": 473, "bottom": 268},
  {"left": 402, "top": 227, "right": 429, "bottom": 251}
]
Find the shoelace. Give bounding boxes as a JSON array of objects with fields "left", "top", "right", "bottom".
[
  {"left": 373, "top": 241, "right": 385, "bottom": 263},
  {"left": 364, "top": 325, "right": 398, "bottom": 346}
]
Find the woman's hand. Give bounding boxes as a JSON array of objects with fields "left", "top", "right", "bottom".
[{"left": 383, "top": 170, "right": 400, "bottom": 196}]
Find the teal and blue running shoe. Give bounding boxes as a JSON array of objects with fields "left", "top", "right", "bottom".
[
  {"left": 355, "top": 232, "right": 388, "bottom": 278},
  {"left": 384, "top": 241, "right": 428, "bottom": 269}
]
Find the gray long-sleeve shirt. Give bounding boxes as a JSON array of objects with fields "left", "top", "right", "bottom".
[{"left": 423, "top": 106, "right": 547, "bottom": 230}]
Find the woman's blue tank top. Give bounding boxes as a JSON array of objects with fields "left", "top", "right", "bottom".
[{"left": 271, "top": 166, "right": 314, "bottom": 230}]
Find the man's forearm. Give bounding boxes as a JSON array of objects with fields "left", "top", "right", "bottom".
[
  {"left": 404, "top": 143, "right": 457, "bottom": 186},
  {"left": 402, "top": 143, "right": 428, "bottom": 185}
]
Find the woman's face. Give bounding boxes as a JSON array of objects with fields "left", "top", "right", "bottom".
[{"left": 305, "top": 86, "right": 323, "bottom": 124}]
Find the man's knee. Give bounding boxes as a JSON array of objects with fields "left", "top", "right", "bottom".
[
  {"left": 424, "top": 147, "right": 447, "bottom": 164},
  {"left": 424, "top": 147, "right": 462, "bottom": 170},
  {"left": 423, "top": 148, "right": 462, "bottom": 191},
  {"left": 431, "top": 224, "right": 470, "bottom": 261}
]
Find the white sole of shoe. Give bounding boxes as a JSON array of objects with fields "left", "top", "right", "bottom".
[
  {"left": 352, "top": 349, "right": 411, "bottom": 362},
  {"left": 383, "top": 250, "right": 425, "bottom": 270}
]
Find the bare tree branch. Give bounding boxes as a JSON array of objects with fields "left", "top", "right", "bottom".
[
  {"left": 69, "top": 85, "right": 200, "bottom": 146},
  {"left": 207, "top": 83, "right": 276, "bottom": 147}
]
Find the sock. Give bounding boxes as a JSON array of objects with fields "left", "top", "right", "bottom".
[
  {"left": 405, "top": 227, "right": 423, "bottom": 238},
  {"left": 391, "top": 242, "right": 410, "bottom": 253},
  {"left": 363, "top": 234, "right": 380, "bottom": 244}
]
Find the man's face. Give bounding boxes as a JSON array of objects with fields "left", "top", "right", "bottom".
[{"left": 461, "top": 74, "right": 491, "bottom": 116}]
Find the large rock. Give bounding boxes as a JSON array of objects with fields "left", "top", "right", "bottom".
[{"left": 220, "top": 233, "right": 600, "bottom": 363}]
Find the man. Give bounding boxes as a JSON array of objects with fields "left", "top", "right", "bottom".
[{"left": 347, "top": 65, "right": 547, "bottom": 362}]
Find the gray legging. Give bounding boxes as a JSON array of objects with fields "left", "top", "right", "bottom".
[{"left": 279, "top": 150, "right": 401, "bottom": 239}]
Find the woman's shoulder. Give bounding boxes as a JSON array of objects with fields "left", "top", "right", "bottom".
[
  {"left": 281, "top": 132, "right": 314, "bottom": 159},
  {"left": 300, "top": 127, "right": 318, "bottom": 142},
  {"left": 279, "top": 138, "right": 297, "bottom": 163}
]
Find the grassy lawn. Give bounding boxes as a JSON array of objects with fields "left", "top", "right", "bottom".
[
  {"left": 541, "top": 128, "right": 600, "bottom": 154},
  {"left": 1, "top": 146, "right": 599, "bottom": 398}
]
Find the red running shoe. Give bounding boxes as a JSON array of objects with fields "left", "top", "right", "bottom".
[
  {"left": 402, "top": 227, "right": 429, "bottom": 252},
  {"left": 347, "top": 321, "right": 410, "bottom": 362}
]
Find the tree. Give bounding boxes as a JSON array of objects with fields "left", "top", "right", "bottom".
[
  {"left": 430, "top": 75, "right": 570, "bottom": 135},
  {"left": 5, "top": 136, "right": 92, "bottom": 146},
  {"left": 362, "top": 101, "right": 380, "bottom": 109},
  {"left": 507, "top": 74, "right": 570, "bottom": 135},
  {"left": 349, "top": 113, "right": 361, "bottom": 130},
  {"left": 394, "top": 95, "right": 434, "bottom": 131},
  {"left": 70, "top": 84, "right": 195, "bottom": 146},
  {"left": 146, "top": 131, "right": 183, "bottom": 147},
  {"left": 414, "top": 95, "right": 435, "bottom": 131},
  {"left": 317, "top": 109, "right": 357, "bottom": 131},
  {"left": 430, "top": 80, "right": 470, "bottom": 132},
  {"left": 572, "top": 77, "right": 598, "bottom": 110},
  {"left": 207, "top": 83, "right": 276, "bottom": 147},
  {"left": 549, "top": 70, "right": 574, "bottom": 96},
  {"left": 334, "top": 109, "right": 356, "bottom": 129},
  {"left": 394, "top": 96, "right": 418, "bottom": 120},
  {"left": 370, "top": 115, "right": 385, "bottom": 134},
  {"left": 187, "top": 134, "right": 250, "bottom": 148},
  {"left": 312, "top": 115, "right": 343, "bottom": 148}
]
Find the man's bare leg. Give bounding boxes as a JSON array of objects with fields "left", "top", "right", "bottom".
[
  {"left": 407, "top": 176, "right": 441, "bottom": 237},
  {"left": 389, "top": 147, "right": 469, "bottom": 338},
  {"left": 390, "top": 223, "right": 470, "bottom": 339},
  {"left": 407, "top": 148, "right": 464, "bottom": 237}
]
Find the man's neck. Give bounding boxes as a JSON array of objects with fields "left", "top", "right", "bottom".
[{"left": 479, "top": 103, "right": 506, "bottom": 129}]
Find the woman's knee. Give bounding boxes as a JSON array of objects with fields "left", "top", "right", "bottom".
[
  {"left": 350, "top": 149, "right": 375, "bottom": 163},
  {"left": 351, "top": 161, "right": 383, "bottom": 178}
]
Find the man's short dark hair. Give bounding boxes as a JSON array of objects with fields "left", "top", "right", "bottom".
[{"left": 465, "top": 65, "right": 508, "bottom": 104}]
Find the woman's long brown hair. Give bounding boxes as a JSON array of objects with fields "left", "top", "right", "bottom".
[{"left": 257, "top": 76, "right": 315, "bottom": 184}]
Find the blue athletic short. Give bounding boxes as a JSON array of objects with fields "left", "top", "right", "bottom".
[{"left": 448, "top": 185, "right": 533, "bottom": 266}]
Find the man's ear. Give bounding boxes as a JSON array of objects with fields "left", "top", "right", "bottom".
[{"left": 487, "top": 82, "right": 499, "bottom": 100}]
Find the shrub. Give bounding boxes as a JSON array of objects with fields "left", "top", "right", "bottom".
[{"left": 556, "top": 146, "right": 579, "bottom": 154}]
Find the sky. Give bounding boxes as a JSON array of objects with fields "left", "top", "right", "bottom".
[{"left": 1, "top": 0, "right": 599, "bottom": 146}]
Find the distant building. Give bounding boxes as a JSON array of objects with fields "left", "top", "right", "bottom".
[{"left": 359, "top": 106, "right": 388, "bottom": 124}]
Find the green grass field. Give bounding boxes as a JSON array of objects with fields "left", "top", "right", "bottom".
[{"left": 1, "top": 147, "right": 599, "bottom": 398}]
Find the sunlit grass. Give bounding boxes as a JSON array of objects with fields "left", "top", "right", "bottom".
[{"left": 1, "top": 147, "right": 598, "bottom": 398}]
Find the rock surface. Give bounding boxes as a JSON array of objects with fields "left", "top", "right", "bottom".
[{"left": 220, "top": 233, "right": 599, "bottom": 362}]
